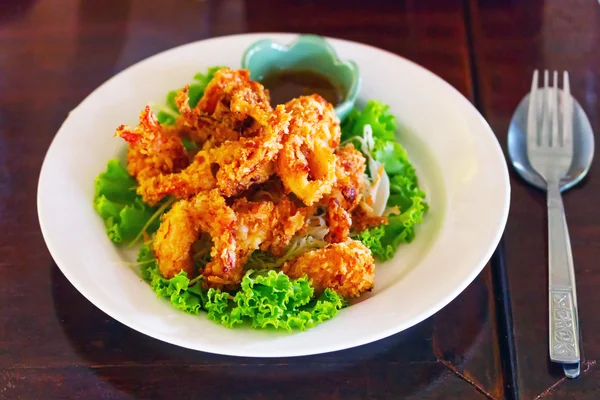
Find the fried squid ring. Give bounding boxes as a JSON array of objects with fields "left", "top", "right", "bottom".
[
  {"left": 136, "top": 150, "right": 217, "bottom": 206},
  {"left": 154, "top": 189, "right": 237, "bottom": 285},
  {"left": 211, "top": 104, "right": 290, "bottom": 197},
  {"left": 198, "top": 68, "right": 271, "bottom": 117},
  {"left": 115, "top": 106, "right": 189, "bottom": 181},
  {"left": 230, "top": 198, "right": 276, "bottom": 264},
  {"left": 282, "top": 239, "right": 375, "bottom": 298},
  {"left": 174, "top": 68, "right": 272, "bottom": 147},
  {"left": 138, "top": 86, "right": 289, "bottom": 205},
  {"left": 276, "top": 95, "right": 341, "bottom": 206},
  {"left": 327, "top": 144, "right": 367, "bottom": 211},
  {"left": 324, "top": 198, "right": 352, "bottom": 244},
  {"left": 175, "top": 85, "right": 241, "bottom": 147},
  {"left": 260, "top": 195, "right": 316, "bottom": 256}
]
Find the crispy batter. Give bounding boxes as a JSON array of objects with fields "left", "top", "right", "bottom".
[
  {"left": 282, "top": 239, "right": 375, "bottom": 298},
  {"left": 154, "top": 189, "right": 237, "bottom": 281},
  {"left": 324, "top": 198, "right": 352, "bottom": 243},
  {"left": 175, "top": 85, "right": 242, "bottom": 147},
  {"left": 118, "top": 69, "right": 382, "bottom": 298},
  {"left": 261, "top": 196, "right": 316, "bottom": 256},
  {"left": 139, "top": 71, "right": 289, "bottom": 204},
  {"left": 327, "top": 144, "right": 367, "bottom": 211},
  {"left": 231, "top": 198, "right": 276, "bottom": 268},
  {"left": 240, "top": 176, "right": 286, "bottom": 203},
  {"left": 115, "top": 106, "right": 189, "bottom": 181},
  {"left": 275, "top": 95, "right": 341, "bottom": 206},
  {"left": 351, "top": 203, "right": 388, "bottom": 233},
  {"left": 318, "top": 144, "right": 369, "bottom": 242},
  {"left": 154, "top": 190, "right": 292, "bottom": 290},
  {"left": 199, "top": 69, "right": 271, "bottom": 119},
  {"left": 137, "top": 150, "right": 216, "bottom": 206},
  {"left": 162, "top": 114, "right": 202, "bottom": 148},
  {"left": 229, "top": 84, "right": 272, "bottom": 126},
  {"left": 211, "top": 105, "right": 290, "bottom": 197},
  {"left": 175, "top": 68, "right": 272, "bottom": 147}
]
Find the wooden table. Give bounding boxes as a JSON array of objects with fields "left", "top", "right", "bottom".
[{"left": 0, "top": 1, "right": 598, "bottom": 398}]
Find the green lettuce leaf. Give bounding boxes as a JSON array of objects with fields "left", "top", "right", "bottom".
[
  {"left": 341, "top": 100, "right": 397, "bottom": 142},
  {"left": 156, "top": 66, "right": 226, "bottom": 125},
  {"left": 94, "top": 158, "right": 137, "bottom": 203},
  {"left": 388, "top": 175, "right": 426, "bottom": 211},
  {"left": 181, "top": 136, "right": 198, "bottom": 151},
  {"left": 137, "top": 245, "right": 344, "bottom": 331},
  {"left": 357, "top": 195, "right": 428, "bottom": 261},
  {"left": 344, "top": 100, "right": 428, "bottom": 261},
  {"left": 372, "top": 140, "right": 416, "bottom": 178},
  {"left": 93, "top": 159, "right": 161, "bottom": 244},
  {"left": 138, "top": 243, "right": 207, "bottom": 314},
  {"left": 206, "top": 270, "right": 346, "bottom": 331},
  {"left": 356, "top": 225, "right": 394, "bottom": 261}
]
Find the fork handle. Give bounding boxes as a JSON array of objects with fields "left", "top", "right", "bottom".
[{"left": 547, "top": 182, "right": 580, "bottom": 364}]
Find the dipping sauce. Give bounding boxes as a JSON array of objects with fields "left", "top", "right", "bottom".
[{"left": 261, "top": 70, "right": 344, "bottom": 107}]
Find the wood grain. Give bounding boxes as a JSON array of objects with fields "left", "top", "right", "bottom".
[
  {"left": 0, "top": 0, "right": 503, "bottom": 398},
  {"left": 469, "top": 0, "right": 600, "bottom": 398}
]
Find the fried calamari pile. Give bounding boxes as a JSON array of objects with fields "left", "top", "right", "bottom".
[{"left": 115, "top": 68, "right": 385, "bottom": 297}]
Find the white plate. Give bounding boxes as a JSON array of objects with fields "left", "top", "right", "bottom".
[{"left": 37, "top": 33, "right": 510, "bottom": 357}]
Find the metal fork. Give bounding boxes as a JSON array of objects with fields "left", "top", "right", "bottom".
[{"left": 527, "top": 70, "right": 580, "bottom": 376}]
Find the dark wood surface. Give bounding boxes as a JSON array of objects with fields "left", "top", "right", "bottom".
[
  {"left": 469, "top": 0, "right": 600, "bottom": 398},
  {"left": 0, "top": 0, "right": 596, "bottom": 399}
]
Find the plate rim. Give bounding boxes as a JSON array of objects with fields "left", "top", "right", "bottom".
[{"left": 37, "top": 32, "right": 511, "bottom": 357}]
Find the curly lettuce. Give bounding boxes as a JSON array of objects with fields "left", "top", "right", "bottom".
[
  {"left": 137, "top": 245, "right": 346, "bottom": 331},
  {"left": 342, "top": 100, "right": 428, "bottom": 261},
  {"left": 341, "top": 100, "right": 397, "bottom": 142},
  {"left": 138, "top": 243, "right": 207, "bottom": 314},
  {"left": 93, "top": 159, "right": 162, "bottom": 244},
  {"left": 206, "top": 270, "right": 346, "bottom": 331}
]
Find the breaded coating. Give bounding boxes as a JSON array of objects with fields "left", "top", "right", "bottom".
[
  {"left": 139, "top": 70, "right": 289, "bottom": 204},
  {"left": 275, "top": 94, "right": 341, "bottom": 206},
  {"left": 199, "top": 69, "right": 271, "bottom": 120},
  {"left": 155, "top": 191, "right": 290, "bottom": 290},
  {"left": 137, "top": 109, "right": 289, "bottom": 205},
  {"left": 327, "top": 144, "right": 367, "bottom": 212},
  {"left": 154, "top": 189, "right": 237, "bottom": 282},
  {"left": 241, "top": 176, "right": 286, "bottom": 203},
  {"left": 115, "top": 106, "right": 189, "bottom": 181},
  {"left": 137, "top": 150, "right": 217, "bottom": 206},
  {"left": 176, "top": 85, "right": 243, "bottom": 147},
  {"left": 175, "top": 68, "right": 272, "bottom": 147},
  {"left": 324, "top": 198, "right": 352, "bottom": 244},
  {"left": 351, "top": 203, "right": 388, "bottom": 233},
  {"left": 207, "top": 196, "right": 313, "bottom": 288},
  {"left": 231, "top": 198, "right": 276, "bottom": 263},
  {"left": 321, "top": 144, "right": 369, "bottom": 242},
  {"left": 229, "top": 84, "right": 273, "bottom": 126},
  {"left": 211, "top": 105, "right": 290, "bottom": 197},
  {"left": 282, "top": 240, "right": 375, "bottom": 298},
  {"left": 116, "top": 68, "right": 383, "bottom": 298},
  {"left": 261, "top": 196, "right": 316, "bottom": 256}
]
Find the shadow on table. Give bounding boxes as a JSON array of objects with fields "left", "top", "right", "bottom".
[{"left": 51, "top": 261, "right": 490, "bottom": 398}]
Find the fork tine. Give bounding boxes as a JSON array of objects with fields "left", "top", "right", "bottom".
[
  {"left": 562, "top": 71, "right": 573, "bottom": 149},
  {"left": 527, "top": 69, "right": 539, "bottom": 149},
  {"left": 551, "top": 71, "right": 559, "bottom": 147},
  {"left": 540, "top": 70, "right": 550, "bottom": 146}
]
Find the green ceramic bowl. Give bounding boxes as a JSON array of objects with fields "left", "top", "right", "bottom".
[{"left": 241, "top": 34, "right": 361, "bottom": 121}]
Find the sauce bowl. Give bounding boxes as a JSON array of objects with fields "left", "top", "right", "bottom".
[{"left": 241, "top": 34, "right": 361, "bottom": 120}]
